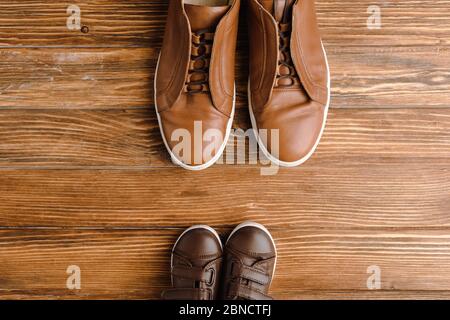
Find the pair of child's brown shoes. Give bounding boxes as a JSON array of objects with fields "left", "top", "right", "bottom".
[{"left": 162, "top": 222, "right": 277, "bottom": 300}]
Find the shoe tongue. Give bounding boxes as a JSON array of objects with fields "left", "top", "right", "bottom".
[
  {"left": 258, "top": 0, "right": 294, "bottom": 22},
  {"left": 184, "top": 4, "right": 230, "bottom": 32}
]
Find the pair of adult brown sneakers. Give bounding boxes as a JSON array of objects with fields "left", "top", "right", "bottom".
[
  {"left": 155, "top": 0, "right": 330, "bottom": 170},
  {"left": 162, "top": 222, "right": 277, "bottom": 300}
]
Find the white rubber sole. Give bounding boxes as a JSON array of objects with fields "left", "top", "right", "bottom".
[
  {"left": 154, "top": 54, "right": 235, "bottom": 171},
  {"left": 226, "top": 221, "right": 277, "bottom": 287},
  {"left": 170, "top": 225, "right": 222, "bottom": 285},
  {"left": 248, "top": 42, "right": 331, "bottom": 168}
]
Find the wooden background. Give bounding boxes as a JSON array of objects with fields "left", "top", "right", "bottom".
[{"left": 0, "top": 0, "right": 449, "bottom": 300}]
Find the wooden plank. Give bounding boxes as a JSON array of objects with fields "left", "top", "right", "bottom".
[
  {"left": 0, "top": 48, "right": 154, "bottom": 109},
  {"left": 5, "top": 290, "right": 450, "bottom": 300},
  {"left": 329, "top": 46, "right": 450, "bottom": 108},
  {"left": 0, "top": 1, "right": 448, "bottom": 48},
  {"left": 1, "top": 229, "right": 450, "bottom": 299},
  {"left": 320, "top": 0, "right": 450, "bottom": 47},
  {"left": 0, "top": 0, "right": 168, "bottom": 47},
  {"left": 0, "top": 47, "right": 449, "bottom": 109},
  {"left": 0, "top": 108, "right": 448, "bottom": 167},
  {"left": 277, "top": 291, "right": 450, "bottom": 300},
  {"left": 0, "top": 0, "right": 449, "bottom": 301},
  {"left": 0, "top": 164, "right": 448, "bottom": 228}
]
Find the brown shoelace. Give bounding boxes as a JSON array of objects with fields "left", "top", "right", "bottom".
[
  {"left": 276, "top": 22, "right": 299, "bottom": 87},
  {"left": 185, "top": 29, "right": 214, "bottom": 94},
  {"left": 275, "top": 0, "right": 299, "bottom": 87}
]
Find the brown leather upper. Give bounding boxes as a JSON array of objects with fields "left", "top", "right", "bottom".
[
  {"left": 221, "top": 225, "right": 276, "bottom": 300},
  {"left": 155, "top": 0, "right": 240, "bottom": 166},
  {"left": 248, "top": 0, "right": 329, "bottom": 163},
  {"left": 162, "top": 227, "right": 223, "bottom": 300}
]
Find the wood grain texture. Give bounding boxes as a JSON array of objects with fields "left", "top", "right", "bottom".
[
  {"left": 2, "top": 229, "right": 450, "bottom": 299},
  {"left": 0, "top": 0, "right": 168, "bottom": 47},
  {"left": 0, "top": 108, "right": 448, "bottom": 167},
  {"left": 0, "top": 165, "right": 448, "bottom": 229},
  {"left": 0, "top": 0, "right": 449, "bottom": 48},
  {"left": 0, "top": 0, "right": 449, "bottom": 300},
  {"left": 0, "top": 47, "right": 449, "bottom": 109},
  {"left": 0, "top": 48, "right": 153, "bottom": 109}
]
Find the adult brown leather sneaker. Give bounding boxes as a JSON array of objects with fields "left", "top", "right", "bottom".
[
  {"left": 248, "top": 0, "right": 330, "bottom": 167},
  {"left": 155, "top": 0, "right": 240, "bottom": 170},
  {"left": 221, "top": 222, "right": 277, "bottom": 300},
  {"left": 161, "top": 225, "right": 223, "bottom": 300}
]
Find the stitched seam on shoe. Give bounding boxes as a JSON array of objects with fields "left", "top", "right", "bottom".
[
  {"left": 293, "top": 2, "right": 326, "bottom": 92},
  {"left": 257, "top": 7, "right": 267, "bottom": 91},
  {"left": 158, "top": 49, "right": 184, "bottom": 95},
  {"left": 219, "top": 5, "right": 236, "bottom": 98},
  {"left": 241, "top": 270, "right": 269, "bottom": 285},
  {"left": 228, "top": 246, "right": 274, "bottom": 258},
  {"left": 236, "top": 283, "right": 267, "bottom": 300},
  {"left": 215, "top": 100, "right": 233, "bottom": 118},
  {"left": 176, "top": 249, "right": 221, "bottom": 260}
]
